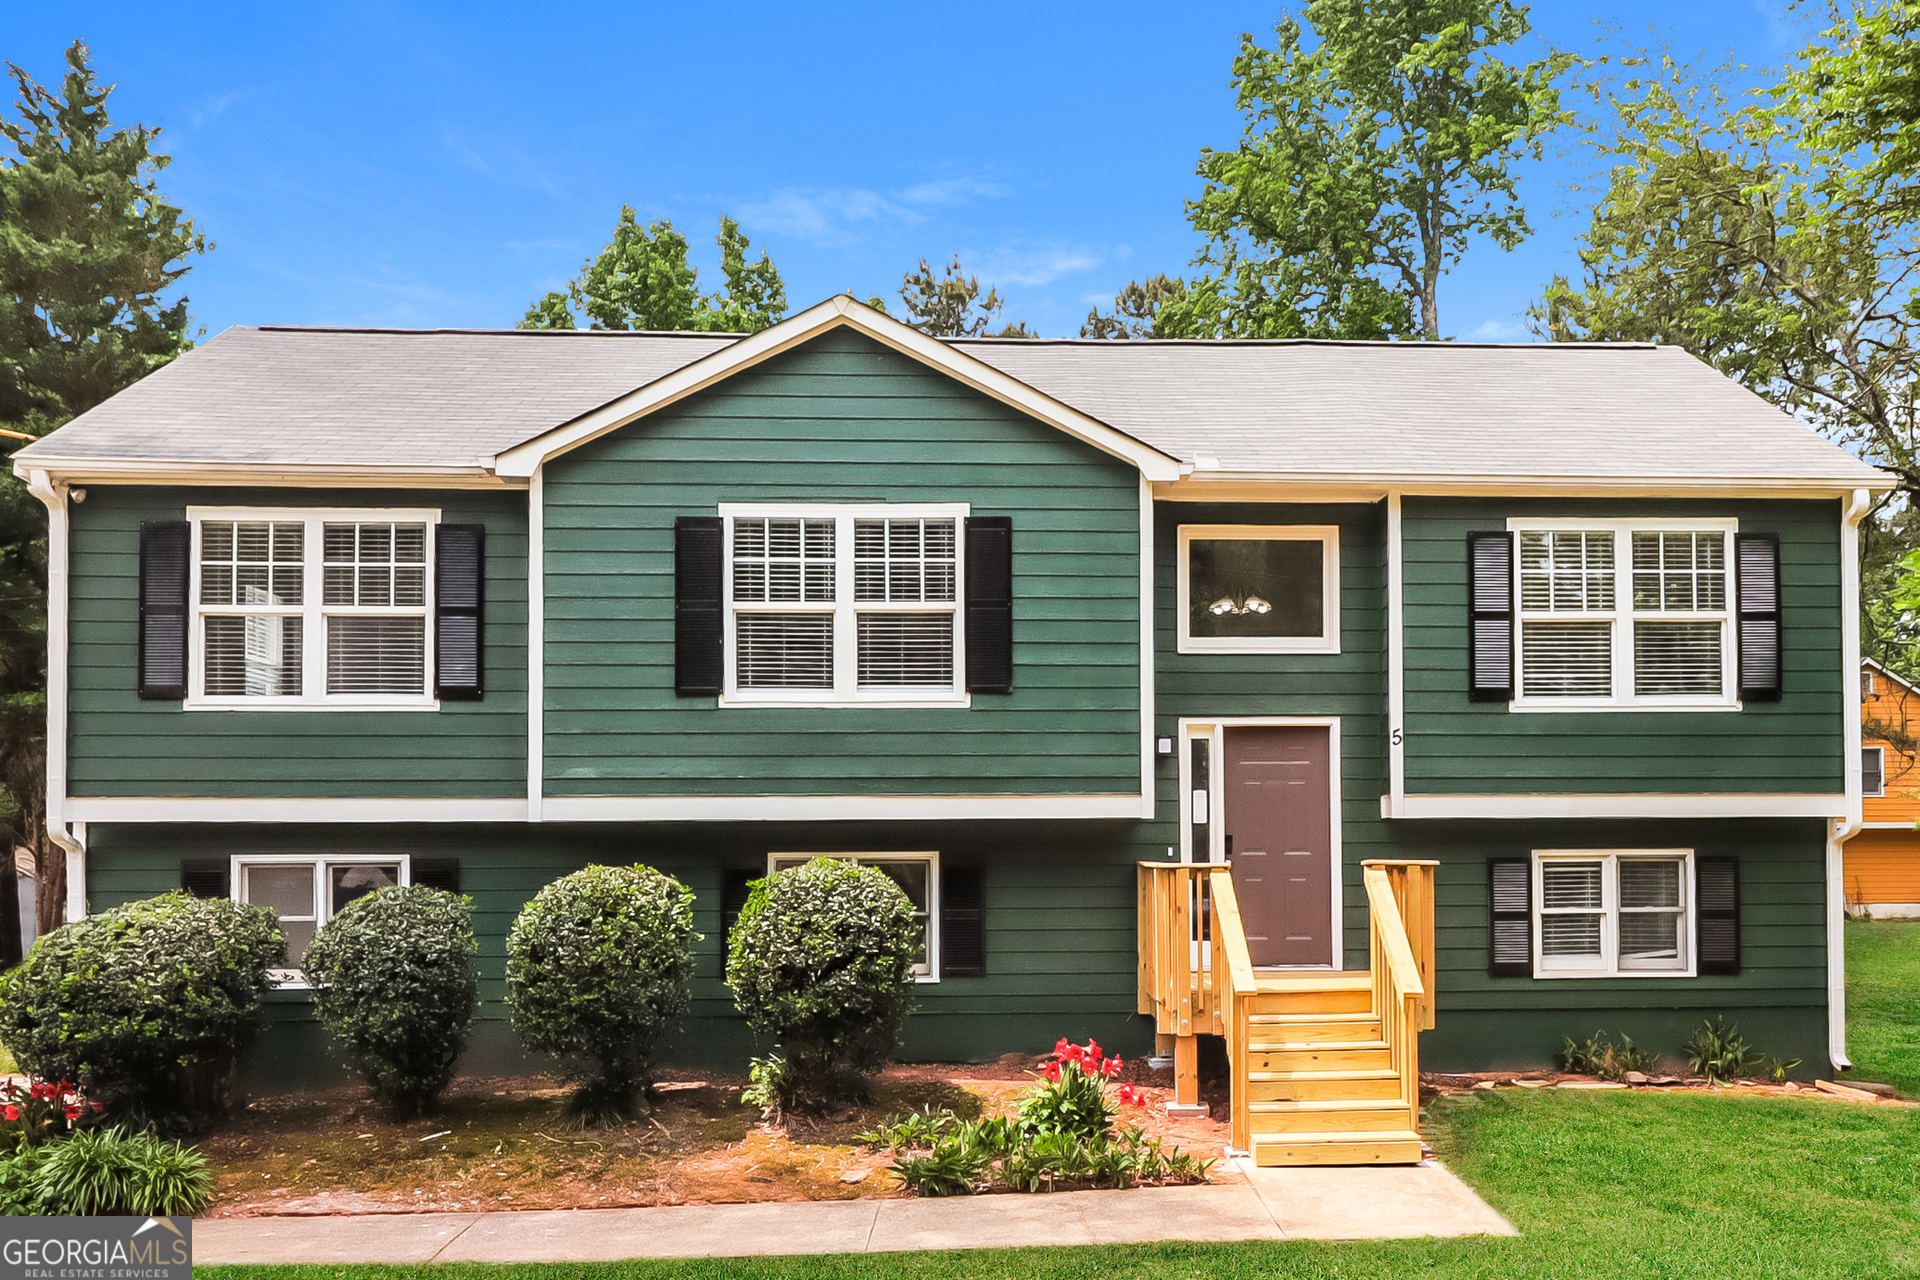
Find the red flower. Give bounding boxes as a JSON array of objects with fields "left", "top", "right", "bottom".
[
  {"left": 1042, "top": 1060, "right": 1062, "bottom": 1081},
  {"left": 90, "top": 1102, "right": 103, "bottom": 1114},
  {"left": 62, "top": 1105, "right": 80, "bottom": 1122},
  {"left": 1101, "top": 1057, "right": 1123, "bottom": 1078},
  {"left": 1085, "top": 1039, "right": 1102, "bottom": 1062},
  {"left": 1115, "top": 1084, "right": 1145, "bottom": 1107},
  {"left": 3, "top": 1106, "right": 17, "bottom": 1122},
  {"left": 28, "top": 1083, "right": 49, "bottom": 1101}
]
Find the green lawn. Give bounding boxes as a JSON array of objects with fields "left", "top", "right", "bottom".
[
  {"left": 203, "top": 929, "right": 1920, "bottom": 1278},
  {"left": 1848, "top": 918, "right": 1920, "bottom": 1097}
]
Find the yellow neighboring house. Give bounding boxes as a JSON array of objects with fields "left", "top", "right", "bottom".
[{"left": 1852, "top": 659, "right": 1920, "bottom": 916}]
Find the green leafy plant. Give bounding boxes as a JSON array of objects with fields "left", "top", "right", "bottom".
[
  {"left": 304, "top": 884, "right": 479, "bottom": 1119},
  {"left": 507, "top": 865, "right": 698, "bottom": 1126},
  {"left": 1018, "top": 1039, "right": 1128, "bottom": 1140},
  {"left": 1558, "top": 1030, "right": 1658, "bottom": 1082},
  {"left": 31, "top": 1128, "right": 212, "bottom": 1216},
  {"left": 1684, "top": 1017, "right": 1765, "bottom": 1084},
  {"left": 0, "top": 892, "right": 283, "bottom": 1128},
  {"left": 1762, "top": 1053, "right": 1804, "bottom": 1084},
  {"left": 725, "top": 859, "right": 921, "bottom": 1114}
]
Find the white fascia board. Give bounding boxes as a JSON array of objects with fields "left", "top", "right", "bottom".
[
  {"left": 541, "top": 794, "right": 1148, "bottom": 822},
  {"left": 1861, "top": 821, "right": 1918, "bottom": 831},
  {"left": 491, "top": 296, "right": 1183, "bottom": 482},
  {"left": 1155, "top": 476, "right": 1897, "bottom": 502},
  {"left": 1389, "top": 793, "right": 1848, "bottom": 820},
  {"left": 10, "top": 458, "right": 517, "bottom": 489}
]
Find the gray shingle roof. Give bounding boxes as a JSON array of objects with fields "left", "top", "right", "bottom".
[{"left": 12, "top": 322, "right": 1886, "bottom": 488}]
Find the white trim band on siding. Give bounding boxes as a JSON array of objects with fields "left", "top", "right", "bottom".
[
  {"left": 65, "top": 797, "right": 531, "bottom": 823},
  {"left": 61, "top": 793, "right": 1149, "bottom": 823},
  {"left": 542, "top": 794, "right": 1149, "bottom": 822},
  {"left": 1387, "top": 793, "right": 1848, "bottom": 820}
]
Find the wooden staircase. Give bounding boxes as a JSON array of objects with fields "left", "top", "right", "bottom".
[{"left": 1138, "top": 859, "right": 1437, "bottom": 1166}]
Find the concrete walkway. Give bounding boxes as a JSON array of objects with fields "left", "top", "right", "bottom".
[{"left": 194, "top": 1160, "right": 1514, "bottom": 1264}]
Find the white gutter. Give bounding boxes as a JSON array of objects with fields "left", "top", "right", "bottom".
[
  {"left": 24, "top": 470, "right": 85, "bottom": 921},
  {"left": 1829, "top": 487, "right": 1871, "bottom": 1071}
]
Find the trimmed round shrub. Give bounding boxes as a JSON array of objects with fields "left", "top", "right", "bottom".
[
  {"left": 505, "top": 864, "right": 697, "bottom": 1125},
  {"left": 303, "top": 884, "right": 479, "bottom": 1119},
  {"left": 726, "top": 858, "right": 921, "bottom": 1113},
  {"left": 0, "top": 892, "right": 283, "bottom": 1128}
]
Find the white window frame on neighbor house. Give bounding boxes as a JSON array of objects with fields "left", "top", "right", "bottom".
[
  {"left": 719, "top": 503, "right": 969, "bottom": 708},
  {"left": 1532, "top": 849, "right": 1695, "bottom": 979},
  {"left": 767, "top": 851, "right": 941, "bottom": 981},
  {"left": 185, "top": 506, "right": 440, "bottom": 712},
  {"left": 1508, "top": 516, "right": 1739, "bottom": 712},
  {"left": 230, "top": 853, "right": 413, "bottom": 986},
  {"left": 1175, "top": 525, "right": 1341, "bottom": 655},
  {"left": 1864, "top": 746, "right": 1887, "bottom": 798}
]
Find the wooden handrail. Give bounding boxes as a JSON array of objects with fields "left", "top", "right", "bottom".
[
  {"left": 1207, "top": 869, "right": 1258, "bottom": 996},
  {"left": 1362, "top": 868, "right": 1425, "bottom": 998}
]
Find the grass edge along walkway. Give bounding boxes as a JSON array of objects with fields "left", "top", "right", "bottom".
[{"left": 201, "top": 1086, "right": 1920, "bottom": 1280}]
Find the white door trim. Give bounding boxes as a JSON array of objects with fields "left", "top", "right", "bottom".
[{"left": 1178, "top": 716, "right": 1344, "bottom": 969}]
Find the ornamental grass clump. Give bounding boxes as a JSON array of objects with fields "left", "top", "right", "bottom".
[
  {"left": 304, "top": 884, "right": 479, "bottom": 1119},
  {"left": 726, "top": 858, "right": 921, "bottom": 1115},
  {"left": 506, "top": 864, "right": 698, "bottom": 1126},
  {"left": 0, "top": 892, "right": 283, "bottom": 1130}
]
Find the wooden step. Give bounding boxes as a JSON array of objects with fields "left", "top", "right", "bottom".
[
  {"left": 1250, "top": 1100, "right": 1415, "bottom": 1134},
  {"left": 1245, "top": 1069, "right": 1406, "bottom": 1103},
  {"left": 1247, "top": 987, "right": 1372, "bottom": 1016},
  {"left": 1247, "top": 1014, "right": 1383, "bottom": 1042},
  {"left": 1252, "top": 1130, "right": 1425, "bottom": 1167},
  {"left": 1246, "top": 1045, "right": 1393, "bottom": 1073}
]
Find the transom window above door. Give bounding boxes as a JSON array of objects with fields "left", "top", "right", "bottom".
[
  {"left": 1509, "top": 518, "right": 1738, "bottom": 710},
  {"left": 720, "top": 504, "right": 968, "bottom": 706},
  {"left": 186, "top": 508, "right": 440, "bottom": 710},
  {"left": 1176, "top": 525, "right": 1341, "bottom": 654}
]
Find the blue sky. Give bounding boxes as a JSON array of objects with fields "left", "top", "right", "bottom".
[{"left": 9, "top": 1, "right": 1817, "bottom": 342}]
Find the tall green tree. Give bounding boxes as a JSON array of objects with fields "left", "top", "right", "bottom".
[
  {"left": 1081, "top": 274, "right": 1190, "bottom": 338},
  {"left": 0, "top": 41, "right": 208, "bottom": 932},
  {"left": 1535, "top": 48, "right": 1920, "bottom": 667},
  {"left": 895, "top": 256, "right": 1033, "bottom": 337},
  {"left": 1173, "top": 0, "right": 1569, "bottom": 340},
  {"left": 519, "top": 210, "right": 787, "bottom": 334}
]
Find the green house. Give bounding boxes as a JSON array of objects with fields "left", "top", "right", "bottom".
[{"left": 11, "top": 296, "right": 1888, "bottom": 1165}]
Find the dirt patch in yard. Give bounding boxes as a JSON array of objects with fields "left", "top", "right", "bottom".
[{"left": 203, "top": 1060, "right": 1232, "bottom": 1217}]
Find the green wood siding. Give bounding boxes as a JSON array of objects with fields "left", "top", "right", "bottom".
[
  {"left": 66, "top": 486, "right": 527, "bottom": 798},
  {"left": 1402, "top": 497, "right": 1845, "bottom": 794},
  {"left": 540, "top": 329, "right": 1142, "bottom": 797}
]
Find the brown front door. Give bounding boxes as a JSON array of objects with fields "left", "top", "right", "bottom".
[{"left": 1224, "top": 725, "right": 1334, "bottom": 967}]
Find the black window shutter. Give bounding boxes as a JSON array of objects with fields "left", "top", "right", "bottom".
[
  {"left": 721, "top": 869, "right": 758, "bottom": 940},
  {"left": 411, "top": 858, "right": 462, "bottom": 894},
  {"left": 138, "top": 521, "right": 191, "bottom": 700},
  {"left": 676, "top": 516, "right": 724, "bottom": 696},
  {"left": 435, "top": 524, "right": 486, "bottom": 700},
  {"left": 1488, "top": 858, "right": 1531, "bottom": 977},
  {"left": 965, "top": 517, "right": 1013, "bottom": 694},
  {"left": 1737, "top": 534, "right": 1782, "bottom": 702},
  {"left": 1697, "top": 856, "right": 1741, "bottom": 975},
  {"left": 1467, "top": 532, "right": 1514, "bottom": 702},
  {"left": 941, "top": 865, "right": 987, "bottom": 977},
  {"left": 180, "top": 859, "right": 229, "bottom": 900}
]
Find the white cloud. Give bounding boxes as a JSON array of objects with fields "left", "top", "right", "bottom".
[
  {"left": 1467, "top": 318, "right": 1531, "bottom": 342},
  {"left": 972, "top": 244, "right": 1103, "bottom": 288},
  {"left": 736, "top": 174, "right": 1010, "bottom": 248}
]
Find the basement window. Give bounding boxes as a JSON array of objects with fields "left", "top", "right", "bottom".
[
  {"left": 768, "top": 852, "right": 939, "bottom": 981},
  {"left": 232, "top": 855, "right": 408, "bottom": 983},
  {"left": 1533, "top": 850, "right": 1693, "bottom": 978}
]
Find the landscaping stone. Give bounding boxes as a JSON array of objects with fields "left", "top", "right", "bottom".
[
  {"left": 1847, "top": 1080, "right": 1899, "bottom": 1097},
  {"left": 1557, "top": 1080, "right": 1627, "bottom": 1090}
]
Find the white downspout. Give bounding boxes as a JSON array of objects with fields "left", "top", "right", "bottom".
[
  {"left": 1830, "top": 487, "right": 1871, "bottom": 1071},
  {"left": 24, "top": 469, "right": 85, "bottom": 921},
  {"left": 1386, "top": 492, "right": 1405, "bottom": 818}
]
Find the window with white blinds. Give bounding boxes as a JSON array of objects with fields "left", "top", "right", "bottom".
[
  {"left": 187, "top": 508, "right": 439, "bottom": 709},
  {"left": 234, "top": 855, "right": 409, "bottom": 984},
  {"left": 1511, "top": 519, "right": 1736, "bottom": 708},
  {"left": 768, "top": 852, "right": 939, "bottom": 979},
  {"left": 721, "top": 505, "right": 967, "bottom": 704},
  {"left": 1533, "top": 850, "right": 1693, "bottom": 978}
]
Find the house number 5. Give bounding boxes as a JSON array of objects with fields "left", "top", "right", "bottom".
[{"left": 1391, "top": 727, "right": 1404, "bottom": 746}]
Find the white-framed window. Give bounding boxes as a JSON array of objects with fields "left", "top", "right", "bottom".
[
  {"left": 1863, "top": 669, "right": 1878, "bottom": 699},
  {"left": 231, "top": 854, "right": 410, "bottom": 984},
  {"left": 1176, "top": 525, "right": 1340, "bottom": 655},
  {"left": 721, "top": 504, "right": 967, "bottom": 707},
  {"left": 767, "top": 852, "right": 939, "bottom": 981},
  {"left": 1864, "top": 746, "right": 1887, "bottom": 798},
  {"left": 1533, "top": 849, "right": 1693, "bottom": 978},
  {"left": 1509, "top": 517, "right": 1737, "bottom": 710},
  {"left": 187, "top": 507, "right": 439, "bottom": 711}
]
